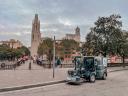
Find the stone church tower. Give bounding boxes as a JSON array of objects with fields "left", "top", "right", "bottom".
[
  {"left": 31, "top": 14, "right": 41, "bottom": 57},
  {"left": 65, "top": 26, "right": 81, "bottom": 42},
  {"left": 75, "top": 26, "right": 80, "bottom": 42}
]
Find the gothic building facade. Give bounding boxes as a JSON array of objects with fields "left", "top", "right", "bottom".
[
  {"left": 0, "top": 39, "right": 23, "bottom": 49},
  {"left": 31, "top": 14, "right": 41, "bottom": 57},
  {"left": 65, "top": 26, "right": 80, "bottom": 42},
  {"left": 30, "top": 14, "right": 81, "bottom": 58}
]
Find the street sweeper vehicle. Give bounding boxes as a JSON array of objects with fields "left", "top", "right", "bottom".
[{"left": 67, "top": 56, "right": 107, "bottom": 84}]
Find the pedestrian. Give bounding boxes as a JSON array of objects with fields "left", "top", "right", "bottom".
[
  {"left": 13, "top": 64, "right": 16, "bottom": 70},
  {"left": 33, "top": 55, "right": 37, "bottom": 64},
  {"left": 28, "top": 56, "right": 32, "bottom": 70}
]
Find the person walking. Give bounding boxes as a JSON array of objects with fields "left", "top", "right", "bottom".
[{"left": 28, "top": 56, "right": 32, "bottom": 70}]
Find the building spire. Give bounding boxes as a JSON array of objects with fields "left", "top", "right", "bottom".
[
  {"left": 31, "top": 14, "right": 41, "bottom": 57},
  {"left": 35, "top": 14, "right": 38, "bottom": 20},
  {"left": 33, "top": 14, "right": 39, "bottom": 24},
  {"left": 75, "top": 26, "right": 80, "bottom": 35}
]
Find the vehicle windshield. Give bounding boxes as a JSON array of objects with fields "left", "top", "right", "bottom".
[
  {"left": 83, "top": 57, "right": 94, "bottom": 70},
  {"left": 74, "top": 56, "right": 82, "bottom": 70}
]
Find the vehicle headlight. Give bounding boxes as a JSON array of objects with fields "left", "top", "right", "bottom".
[{"left": 76, "top": 76, "right": 80, "bottom": 81}]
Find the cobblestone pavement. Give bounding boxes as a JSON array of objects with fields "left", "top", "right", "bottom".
[
  {"left": 0, "top": 70, "right": 128, "bottom": 96},
  {"left": 0, "top": 61, "right": 70, "bottom": 88},
  {"left": 16, "top": 61, "right": 44, "bottom": 70},
  {"left": 0, "top": 61, "right": 127, "bottom": 89}
]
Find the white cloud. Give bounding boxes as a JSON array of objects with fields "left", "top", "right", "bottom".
[
  {"left": 40, "top": 28, "right": 58, "bottom": 32},
  {"left": 58, "top": 17, "right": 72, "bottom": 26},
  {"left": 0, "top": 0, "right": 128, "bottom": 46},
  {"left": 0, "top": 24, "right": 5, "bottom": 29},
  {"left": 22, "top": 31, "right": 31, "bottom": 34},
  {"left": 0, "top": 32, "right": 21, "bottom": 36}
]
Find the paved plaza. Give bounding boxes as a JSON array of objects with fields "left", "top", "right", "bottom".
[
  {"left": 0, "top": 62, "right": 127, "bottom": 88},
  {"left": 0, "top": 61, "right": 70, "bottom": 88},
  {"left": 0, "top": 61, "right": 127, "bottom": 88},
  {"left": 0, "top": 69, "right": 128, "bottom": 96}
]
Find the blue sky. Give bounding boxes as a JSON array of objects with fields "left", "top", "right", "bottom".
[{"left": 0, "top": 0, "right": 128, "bottom": 46}]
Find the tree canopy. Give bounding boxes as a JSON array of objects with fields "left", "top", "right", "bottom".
[
  {"left": 38, "top": 38, "right": 53, "bottom": 61},
  {"left": 38, "top": 38, "right": 79, "bottom": 61},
  {"left": 84, "top": 14, "right": 128, "bottom": 57},
  {"left": 57, "top": 39, "right": 79, "bottom": 59},
  {"left": 0, "top": 44, "right": 30, "bottom": 60}
]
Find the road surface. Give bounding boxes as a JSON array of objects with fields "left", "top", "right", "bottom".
[{"left": 0, "top": 70, "right": 128, "bottom": 96}]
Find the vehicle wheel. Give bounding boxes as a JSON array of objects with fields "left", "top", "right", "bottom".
[
  {"left": 89, "top": 75, "right": 95, "bottom": 83},
  {"left": 102, "top": 73, "right": 107, "bottom": 80}
]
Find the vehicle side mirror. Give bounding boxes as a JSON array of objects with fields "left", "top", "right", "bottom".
[{"left": 94, "top": 59, "right": 97, "bottom": 66}]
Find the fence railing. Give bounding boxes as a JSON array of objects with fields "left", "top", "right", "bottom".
[
  {"left": 1, "top": 62, "right": 128, "bottom": 70},
  {"left": 37, "top": 63, "right": 128, "bottom": 68},
  {"left": 0, "top": 61, "right": 25, "bottom": 70},
  {"left": 107, "top": 63, "right": 128, "bottom": 67},
  {"left": 0, "top": 64, "right": 15, "bottom": 70}
]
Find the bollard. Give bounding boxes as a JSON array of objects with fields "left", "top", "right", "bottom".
[{"left": 29, "top": 62, "right": 31, "bottom": 70}]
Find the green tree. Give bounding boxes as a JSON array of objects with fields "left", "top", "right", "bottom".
[
  {"left": 58, "top": 39, "right": 79, "bottom": 59},
  {"left": 117, "top": 32, "right": 128, "bottom": 64},
  {"left": 13, "top": 46, "right": 30, "bottom": 60},
  {"left": 0, "top": 44, "right": 30, "bottom": 61},
  {"left": 0, "top": 44, "right": 10, "bottom": 60},
  {"left": 84, "top": 30, "right": 97, "bottom": 55},
  {"left": 19, "top": 46, "right": 30, "bottom": 56},
  {"left": 38, "top": 38, "right": 53, "bottom": 67},
  {"left": 85, "top": 14, "right": 123, "bottom": 57},
  {"left": 38, "top": 38, "right": 53, "bottom": 56}
]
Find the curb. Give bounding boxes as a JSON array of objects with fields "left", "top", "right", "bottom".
[
  {"left": 108, "top": 68, "right": 128, "bottom": 73},
  {"left": 0, "top": 80, "right": 66, "bottom": 93}
]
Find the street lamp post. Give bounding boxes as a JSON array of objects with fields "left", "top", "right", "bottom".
[{"left": 53, "top": 36, "right": 56, "bottom": 78}]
